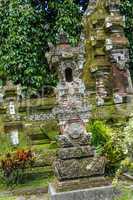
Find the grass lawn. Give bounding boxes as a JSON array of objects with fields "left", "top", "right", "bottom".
[
  {"left": 0, "top": 197, "right": 16, "bottom": 200},
  {"left": 0, "top": 174, "right": 54, "bottom": 192}
]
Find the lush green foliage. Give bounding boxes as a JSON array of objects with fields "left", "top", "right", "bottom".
[
  {"left": 114, "top": 116, "right": 133, "bottom": 178},
  {"left": 104, "top": 130, "right": 126, "bottom": 175},
  {"left": 88, "top": 120, "right": 111, "bottom": 147},
  {"left": 121, "top": 0, "right": 133, "bottom": 70},
  {"left": 88, "top": 120, "right": 125, "bottom": 175},
  {"left": 123, "top": 115, "right": 133, "bottom": 159},
  {"left": 115, "top": 188, "right": 133, "bottom": 200},
  {"left": 0, "top": 0, "right": 81, "bottom": 90},
  {"left": 49, "top": 0, "right": 82, "bottom": 46}
]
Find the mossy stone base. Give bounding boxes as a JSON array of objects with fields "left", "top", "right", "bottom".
[
  {"left": 53, "top": 177, "right": 111, "bottom": 192},
  {"left": 49, "top": 183, "right": 119, "bottom": 200}
]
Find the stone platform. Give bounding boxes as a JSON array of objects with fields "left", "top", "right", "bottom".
[{"left": 48, "top": 184, "right": 118, "bottom": 200}]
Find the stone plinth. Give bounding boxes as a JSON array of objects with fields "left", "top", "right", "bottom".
[
  {"left": 58, "top": 146, "right": 95, "bottom": 160},
  {"left": 49, "top": 184, "right": 119, "bottom": 200},
  {"left": 55, "top": 157, "right": 106, "bottom": 181}
]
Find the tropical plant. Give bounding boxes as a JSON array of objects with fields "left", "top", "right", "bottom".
[
  {"left": 115, "top": 188, "right": 133, "bottom": 200},
  {"left": 87, "top": 120, "right": 126, "bottom": 175},
  {"left": 122, "top": 115, "right": 133, "bottom": 160},
  {"left": 104, "top": 130, "right": 126, "bottom": 175},
  {"left": 0, "top": 0, "right": 82, "bottom": 91},
  {"left": 88, "top": 120, "right": 111, "bottom": 148},
  {"left": 114, "top": 116, "right": 133, "bottom": 176},
  {"left": 1, "top": 149, "right": 34, "bottom": 186}
]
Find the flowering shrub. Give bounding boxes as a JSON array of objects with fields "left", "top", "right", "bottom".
[{"left": 1, "top": 149, "right": 35, "bottom": 186}]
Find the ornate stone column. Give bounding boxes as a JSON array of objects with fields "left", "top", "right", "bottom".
[{"left": 47, "top": 33, "right": 117, "bottom": 199}]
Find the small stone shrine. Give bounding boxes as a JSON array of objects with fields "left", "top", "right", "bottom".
[{"left": 48, "top": 25, "right": 117, "bottom": 200}]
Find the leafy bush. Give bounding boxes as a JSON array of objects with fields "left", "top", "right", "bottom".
[
  {"left": 0, "top": 0, "right": 82, "bottom": 90},
  {"left": 115, "top": 188, "right": 133, "bottom": 200},
  {"left": 123, "top": 115, "right": 133, "bottom": 159},
  {"left": 88, "top": 120, "right": 111, "bottom": 148},
  {"left": 87, "top": 120, "right": 125, "bottom": 175},
  {"left": 103, "top": 131, "right": 126, "bottom": 175},
  {"left": 114, "top": 116, "right": 133, "bottom": 179},
  {"left": 1, "top": 149, "right": 34, "bottom": 186}
]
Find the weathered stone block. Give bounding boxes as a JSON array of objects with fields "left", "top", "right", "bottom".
[
  {"left": 49, "top": 184, "right": 119, "bottom": 200},
  {"left": 54, "top": 157, "right": 106, "bottom": 181},
  {"left": 58, "top": 146, "right": 95, "bottom": 160},
  {"left": 54, "top": 177, "right": 111, "bottom": 192}
]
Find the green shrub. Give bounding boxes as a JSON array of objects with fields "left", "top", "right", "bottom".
[
  {"left": 88, "top": 120, "right": 111, "bottom": 147},
  {"left": 103, "top": 131, "right": 125, "bottom": 175},
  {"left": 87, "top": 120, "right": 125, "bottom": 175},
  {"left": 115, "top": 188, "right": 133, "bottom": 200},
  {"left": 123, "top": 116, "right": 133, "bottom": 159},
  {"left": 0, "top": 0, "right": 81, "bottom": 90},
  {"left": 40, "top": 120, "right": 59, "bottom": 140}
]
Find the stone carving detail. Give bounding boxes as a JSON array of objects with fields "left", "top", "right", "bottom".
[
  {"left": 55, "top": 157, "right": 106, "bottom": 181},
  {"left": 58, "top": 146, "right": 95, "bottom": 160},
  {"left": 55, "top": 119, "right": 106, "bottom": 181}
]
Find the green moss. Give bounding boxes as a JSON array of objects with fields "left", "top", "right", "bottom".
[
  {"left": 0, "top": 131, "right": 28, "bottom": 157},
  {"left": 41, "top": 120, "right": 59, "bottom": 140},
  {"left": 0, "top": 133, "right": 12, "bottom": 155},
  {"left": 0, "top": 174, "right": 54, "bottom": 195},
  {"left": 0, "top": 197, "right": 16, "bottom": 200},
  {"left": 83, "top": 0, "right": 110, "bottom": 89}
]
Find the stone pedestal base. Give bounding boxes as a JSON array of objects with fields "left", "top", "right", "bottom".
[{"left": 48, "top": 180, "right": 119, "bottom": 200}]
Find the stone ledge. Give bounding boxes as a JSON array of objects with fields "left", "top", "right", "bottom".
[
  {"left": 54, "top": 177, "right": 111, "bottom": 192},
  {"left": 54, "top": 157, "right": 106, "bottom": 180},
  {"left": 48, "top": 184, "right": 119, "bottom": 200},
  {"left": 58, "top": 146, "right": 95, "bottom": 160}
]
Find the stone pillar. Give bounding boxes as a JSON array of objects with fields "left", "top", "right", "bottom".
[
  {"left": 4, "top": 81, "right": 18, "bottom": 117},
  {"left": 47, "top": 32, "right": 117, "bottom": 199},
  {"left": 83, "top": 0, "right": 132, "bottom": 105},
  {"left": 3, "top": 81, "right": 21, "bottom": 146}
]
